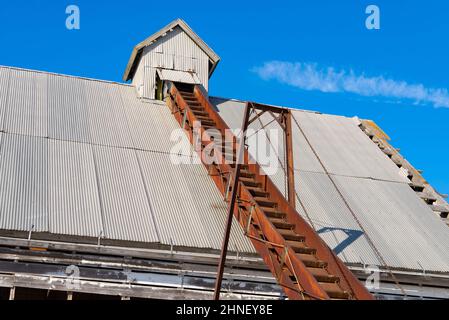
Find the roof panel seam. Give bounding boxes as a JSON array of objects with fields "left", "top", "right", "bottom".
[
  {"left": 0, "top": 68, "right": 11, "bottom": 131},
  {"left": 90, "top": 143, "right": 106, "bottom": 240},
  {"left": 118, "top": 89, "right": 161, "bottom": 242}
]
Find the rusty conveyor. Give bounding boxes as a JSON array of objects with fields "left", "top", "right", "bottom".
[{"left": 166, "top": 82, "right": 374, "bottom": 300}]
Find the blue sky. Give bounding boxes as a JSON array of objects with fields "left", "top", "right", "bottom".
[{"left": 0, "top": 1, "right": 448, "bottom": 193}]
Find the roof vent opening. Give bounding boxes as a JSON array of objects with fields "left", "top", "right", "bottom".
[{"left": 155, "top": 77, "right": 194, "bottom": 101}]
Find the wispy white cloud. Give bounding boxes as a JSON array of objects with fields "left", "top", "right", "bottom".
[{"left": 252, "top": 61, "right": 449, "bottom": 108}]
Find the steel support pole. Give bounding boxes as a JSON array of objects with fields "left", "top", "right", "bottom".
[
  {"left": 213, "top": 103, "right": 252, "bottom": 300},
  {"left": 285, "top": 110, "right": 296, "bottom": 208}
]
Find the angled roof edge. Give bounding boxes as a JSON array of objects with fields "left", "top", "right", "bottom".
[
  {"left": 210, "top": 95, "right": 323, "bottom": 115},
  {"left": 0, "top": 64, "right": 133, "bottom": 87},
  {"left": 122, "top": 19, "right": 221, "bottom": 82}
]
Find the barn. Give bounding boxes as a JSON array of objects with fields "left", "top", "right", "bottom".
[{"left": 0, "top": 19, "right": 448, "bottom": 300}]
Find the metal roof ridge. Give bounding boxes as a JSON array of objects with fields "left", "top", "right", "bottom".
[
  {"left": 0, "top": 64, "right": 132, "bottom": 87},
  {"left": 210, "top": 95, "right": 365, "bottom": 117}
]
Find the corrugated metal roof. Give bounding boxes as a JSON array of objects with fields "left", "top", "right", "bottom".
[
  {"left": 3, "top": 69, "right": 47, "bottom": 137},
  {"left": 0, "top": 134, "right": 48, "bottom": 232},
  {"left": 0, "top": 67, "right": 9, "bottom": 127},
  {"left": 292, "top": 111, "right": 408, "bottom": 183},
  {"left": 48, "top": 73, "right": 91, "bottom": 143},
  {"left": 1, "top": 65, "right": 448, "bottom": 271},
  {"left": 331, "top": 175, "right": 449, "bottom": 271},
  {"left": 212, "top": 97, "right": 449, "bottom": 272},
  {"left": 48, "top": 138, "right": 103, "bottom": 237},
  {"left": 93, "top": 145, "right": 160, "bottom": 243},
  {"left": 294, "top": 171, "right": 381, "bottom": 267},
  {"left": 0, "top": 65, "right": 254, "bottom": 253},
  {"left": 120, "top": 86, "right": 193, "bottom": 156},
  {"left": 137, "top": 151, "right": 254, "bottom": 252},
  {"left": 84, "top": 80, "right": 134, "bottom": 148}
]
